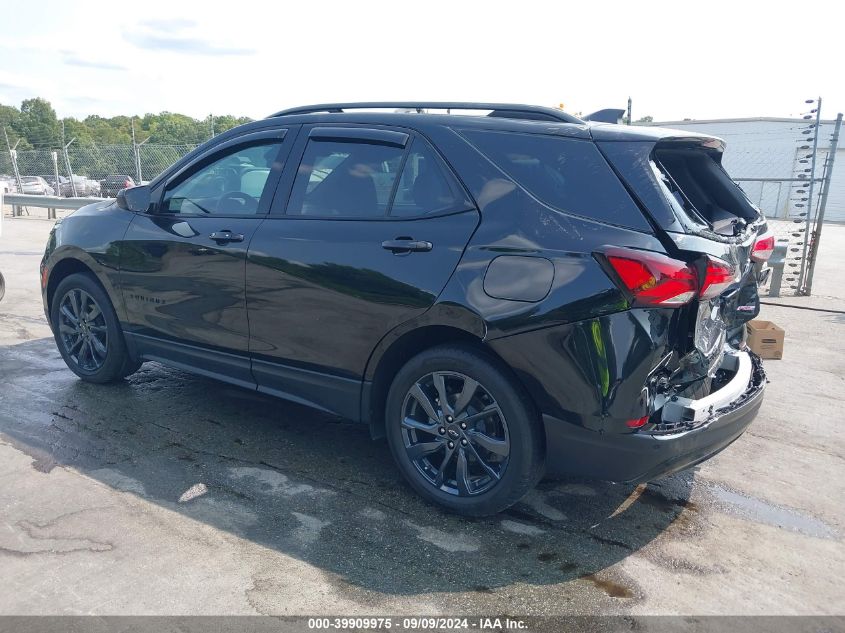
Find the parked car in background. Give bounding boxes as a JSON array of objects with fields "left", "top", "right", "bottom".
[
  {"left": 0, "top": 175, "right": 17, "bottom": 194},
  {"left": 83, "top": 176, "right": 101, "bottom": 197},
  {"left": 40, "top": 175, "right": 74, "bottom": 197},
  {"left": 100, "top": 175, "right": 135, "bottom": 197},
  {"left": 69, "top": 175, "right": 100, "bottom": 197},
  {"left": 21, "top": 176, "right": 54, "bottom": 196},
  {"left": 41, "top": 102, "right": 770, "bottom": 516}
]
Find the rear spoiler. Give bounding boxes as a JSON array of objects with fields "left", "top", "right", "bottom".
[{"left": 582, "top": 108, "right": 626, "bottom": 124}]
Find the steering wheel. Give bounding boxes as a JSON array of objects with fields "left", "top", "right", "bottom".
[{"left": 217, "top": 191, "right": 257, "bottom": 213}]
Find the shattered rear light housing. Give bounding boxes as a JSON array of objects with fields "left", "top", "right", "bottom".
[
  {"left": 699, "top": 256, "right": 735, "bottom": 300},
  {"left": 751, "top": 233, "right": 775, "bottom": 262},
  {"left": 603, "top": 248, "right": 698, "bottom": 307}
]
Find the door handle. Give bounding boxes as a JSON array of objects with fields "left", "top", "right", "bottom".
[
  {"left": 381, "top": 238, "right": 433, "bottom": 254},
  {"left": 209, "top": 230, "right": 244, "bottom": 243}
]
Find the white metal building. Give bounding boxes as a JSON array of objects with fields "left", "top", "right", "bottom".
[{"left": 645, "top": 118, "right": 844, "bottom": 222}]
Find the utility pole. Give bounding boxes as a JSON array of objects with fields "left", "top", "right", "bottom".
[
  {"left": 627, "top": 97, "right": 632, "bottom": 126},
  {"left": 63, "top": 138, "right": 78, "bottom": 197},
  {"left": 132, "top": 119, "right": 141, "bottom": 184},
  {"left": 209, "top": 114, "right": 215, "bottom": 139},
  {"left": 135, "top": 134, "right": 149, "bottom": 184},
  {"left": 50, "top": 151, "right": 60, "bottom": 217},
  {"left": 804, "top": 112, "right": 842, "bottom": 295},
  {"left": 5, "top": 127, "right": 24, "bottom": 216},
  {"left": 4, "top": 127, "right": 23, "bottom": 194}
]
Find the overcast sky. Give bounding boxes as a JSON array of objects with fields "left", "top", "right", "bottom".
[{"left": 0, "top": 0, "right": 841, "bottom": 123}]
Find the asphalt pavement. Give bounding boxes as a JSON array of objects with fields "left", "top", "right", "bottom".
[{"left": 0, "top": 212, "right": 842, "bottom": 616}]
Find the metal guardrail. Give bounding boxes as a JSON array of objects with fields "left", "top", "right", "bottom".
[{"left": 3, "top": 193, "right": 110, "bottom": 218}]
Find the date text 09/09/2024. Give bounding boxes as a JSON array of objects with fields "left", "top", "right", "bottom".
[{"left": 307, "top": 617, "right": 528, "bottom": 630}]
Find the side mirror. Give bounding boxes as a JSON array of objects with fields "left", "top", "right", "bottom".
[{"left": 116, "top": 185, "right": 152, "bottom": 213}]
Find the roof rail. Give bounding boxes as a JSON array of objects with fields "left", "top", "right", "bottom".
[{"left": 269, "top": 102, "right": 583, "bottom": 124}]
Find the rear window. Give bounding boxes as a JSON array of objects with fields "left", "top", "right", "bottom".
[
  {"left": 287, "top": 139, "right": 405, "bottom": 217},
  {"left": 652, "top": 147, "right": 760, "bottom": 236},
  {"left": 390, "top": 138, "right": 469, "bottom": 217},
  {"left": 460, "top": 129, "right": 649, "bottom": 230}
]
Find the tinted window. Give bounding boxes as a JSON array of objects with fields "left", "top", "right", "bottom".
[
  {"left": 287, "top": 140, "right": 404, "bottom": 217},
  {"left": 390, "top": 139, "right": 466, "bottom": 217},
  {"left": 162, "top": 142, "right": 282, "bottom": 215},
  {"left": 462, "top": 130, "right": 646, "bottom": 228}
]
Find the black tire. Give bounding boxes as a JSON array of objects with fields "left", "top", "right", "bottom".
[
  {"left": 50, "top": 272, "right": 140, "bottom": 383},
  {"left": 385, "top": 344, "right": 544, "bottom": 516}
]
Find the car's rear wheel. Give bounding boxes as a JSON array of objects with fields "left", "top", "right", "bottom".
[
  {"left": 385, "top": 344, "right": 544, "bottom": 516},
  {"left": 51, "top": 273, "right": 140, "bottom": 383}
]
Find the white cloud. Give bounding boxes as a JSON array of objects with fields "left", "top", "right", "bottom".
[{"left": 0, "top": 0, "right": 841, "bottom": 121}]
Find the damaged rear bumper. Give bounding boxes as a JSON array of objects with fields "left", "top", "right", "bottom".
[{"left": 543, "top": 351, "right": 766, "bottom": 483}]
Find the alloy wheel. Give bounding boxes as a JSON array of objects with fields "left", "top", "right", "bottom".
[
  {"left": 400, "top": 371, "right": 510, "bottom": 496},
  {"left": 57, "top": 288, "right": 108, "bottom": 372}
]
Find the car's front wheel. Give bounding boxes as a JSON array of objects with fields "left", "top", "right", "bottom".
[
  {"left": 386, "top": 344, "right": 544, "bottom": 516},
  {"left": 50, "top": 273, "right": 140, "bottom": 383}
]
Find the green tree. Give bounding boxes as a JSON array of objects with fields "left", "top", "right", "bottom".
[
  {"left": 16, "top": 98, "right": 61, "bottom": 148},
  {"left": 213, "top": 115, "right": 253, "bottom": 135},
  {"left": 0, "top": 103, "right": 25, "bottom": 147},
  {"left": 2, "top": 97, "right": 255, "bottom": 149},
  {"left": 61, "top": 117, "right": 94, "bottom": 145},
  {"left": 81, "top": 115, "right": 132, "bottom": 144},
  {"left": 147, "top": 112, "right": 205, "bottom": 144}
]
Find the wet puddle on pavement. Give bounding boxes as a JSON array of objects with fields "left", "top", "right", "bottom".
[{"left": 706, "top": 484, "right": 838, "bottom": 539}]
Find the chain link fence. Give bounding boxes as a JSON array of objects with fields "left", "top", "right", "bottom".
[{"left": 0, "top": 142, "right": 197, "bottom": 193}]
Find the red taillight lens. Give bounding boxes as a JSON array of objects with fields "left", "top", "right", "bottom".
[
  {"left": 626, "top": 415, "right": 649, "bottom": 429},
  {"left": 751, "top": 233, "right": 775, "bottom": 262},
  {"left": 124, "top": 180, "right": 132, "bottom": 189},
  {"left": 605, "top": 248, "right": 698, "bottom": 307},
  {"left": 699, "top": 256, "right": 735, "bottom": 300}
]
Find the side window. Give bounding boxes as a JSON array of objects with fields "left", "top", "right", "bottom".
[
  {"left": 390, "top": 139, "right": 466, "bottom": 217},
  {"left": 287, "top": 140, "right": 404, "bottom": 217},
  {"left": 162, "top": 141, "right": 283, "bottom": 215},
  {"left": 461, "top": 129, "right": 646, "bottom": 228}
]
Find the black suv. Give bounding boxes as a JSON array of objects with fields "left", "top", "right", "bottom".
[
  {"left": 41, "top": 102, "right": 770, "bottom": 515},
  {"left": 100, "top": 174, "right": 136, "bottom": 197}
]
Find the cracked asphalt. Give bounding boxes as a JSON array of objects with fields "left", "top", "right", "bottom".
[{"left": 1, "top": 213, "right": 843, "bottom": 615}]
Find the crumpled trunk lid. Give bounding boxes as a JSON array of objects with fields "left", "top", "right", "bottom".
[{"left": 597, "top": 133, "right": 768, "bottom": 421}]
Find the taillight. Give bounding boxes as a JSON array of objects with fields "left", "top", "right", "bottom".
[
  {"left": 626, "top": 415, "right": 649, "bottom": 429},
  {"left": 604, "top": 248, "right": 698, "bottom": 307},
  {"left": 124, "top": 180, "right": 132, "bottom": 189},
  {"left": 699, "top": 256, "right": 735, "bottom": 300},
  {"left": 751, "top": 233, "right": 775, "bottom": 262}
]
